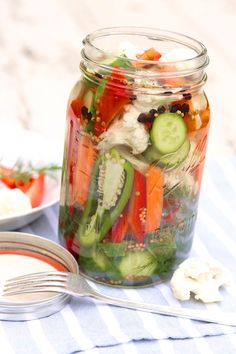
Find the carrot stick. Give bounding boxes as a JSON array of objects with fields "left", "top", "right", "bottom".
[
  {"left": 145, "top": 165, "right": 164, "bottom": 233},
  {"left": 74, "top": 135, "right": 97, "bottom": 206}
]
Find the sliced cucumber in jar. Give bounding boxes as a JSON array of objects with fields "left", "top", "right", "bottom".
[
  {"left": 151, "top": 113, "right": 187, "bottom": 154},
  {"left": 118, "top": 251, "right": 156, "bottom": 278},
  {"left": 144, "top": 139, "right": 190, "bottom": 168},
  {"left": 158, "top": 139, "right": 190, "bottom": 167},
  {"left": 91, "top": 248, "right": 111, "bottom": 271}
]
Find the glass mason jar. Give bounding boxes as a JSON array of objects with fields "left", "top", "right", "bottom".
[{"left": 59, "top": 27, "right": 210, "bottom": 287}]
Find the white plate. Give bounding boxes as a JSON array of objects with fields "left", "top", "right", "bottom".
[{"left": 0, "top": 125, "right": 63, "bottom": 231}]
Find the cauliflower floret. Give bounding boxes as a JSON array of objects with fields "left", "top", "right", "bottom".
[
  {"left": 98, "top": 105, "right": 149, "bottom": 154},
  {"left": 117, "top": 41, "right": 142, "bottom": 60},
  {"left": 159, "top": 48, "right": 197, "bottom": 65},
  {"left": 192, "top": 92, "right": 208, "bottom": 112},
  {"left": 0, "top": 188, "right": 32, "bottom": 218},
  {"left": 171, "top": 257, "right": 233, "bottom": 303},
  {"left": 134, "top": 91, "right": 182, "bottom": 112}
]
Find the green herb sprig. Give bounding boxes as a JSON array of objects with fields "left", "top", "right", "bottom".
[{"left": 0, "top": 159, "right": 61, "bottom": 185}]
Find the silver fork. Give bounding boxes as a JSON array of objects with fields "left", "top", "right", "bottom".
[{"left": 3, "top": 271, "right": 236, "bottom": 326}]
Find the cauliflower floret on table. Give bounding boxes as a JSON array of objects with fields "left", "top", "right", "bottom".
[
  {"left": 98, "top": 105, "right": 149, "bottom": 155},
  {"left": 170, "top": 257, "right": 233, "bottom": 303}
]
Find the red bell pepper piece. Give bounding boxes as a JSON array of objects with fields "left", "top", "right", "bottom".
[
  {"left": 128, "top": 170, "right": 146, "bottom": 243},
  {"left": 94, "top": 69, "right": 130, "bottom": 136},
  {"left": 111, "top": 208, "right": 129, "bottom": 243}
]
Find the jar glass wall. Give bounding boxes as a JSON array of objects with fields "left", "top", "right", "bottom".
[{"left": 59, "top": 27, "right": 210, "bottom": 287}]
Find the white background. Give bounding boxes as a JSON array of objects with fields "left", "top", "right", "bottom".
[{"left": 0, "top": 0, "right": 235, "bottom": 157}]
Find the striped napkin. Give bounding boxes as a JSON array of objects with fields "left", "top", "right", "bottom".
[{"left": 1, "top": 156, "right": 236, "bottom": 354}]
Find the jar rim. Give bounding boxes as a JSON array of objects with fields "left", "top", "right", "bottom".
[{"left": 82, "top": 26, "right": 209, "bottom": 77}]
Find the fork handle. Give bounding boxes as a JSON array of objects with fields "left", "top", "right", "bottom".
[{"left": 90, "top": 293, "right": 236, "bottom": 326}]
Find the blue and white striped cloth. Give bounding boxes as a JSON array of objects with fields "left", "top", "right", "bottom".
[{"left": 1, "top": 156, "right": 236, "bottom": 354}]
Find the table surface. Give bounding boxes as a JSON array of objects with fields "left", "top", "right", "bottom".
[
  {"left": 0, "top": 0, "right": 236, "bottom": 157},
  {"left": 1, "top": 155, "right": 236, "bottom": 354}
]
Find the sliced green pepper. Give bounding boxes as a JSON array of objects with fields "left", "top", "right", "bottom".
[{"left": 77, "top": 148, "right": 134, "bottom": 247}]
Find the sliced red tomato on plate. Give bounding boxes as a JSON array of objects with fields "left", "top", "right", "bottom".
[
  {"left": 0, "top": 164, "right": 45, "bottom": 208},
  {"left": 0, "top": 165, "right": 29, "bottom": 189},
  {"left": 22, "top": 174, "right": 45, "bottom": 208}
]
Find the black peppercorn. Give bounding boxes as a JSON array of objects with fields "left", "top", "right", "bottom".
[
  {"left": 149, "top": 109, "right": 157, "bottom": 117},
  {"left": 170, "top": 106, "right": 176, "bottom": 113},
  {"left": 87, "top": 111, "right": 93, "bottom": 120},
  {"left": 137, "top": 113, "right": 147, "bottom": 123},
  {"left": 157, "top": 105, "right": 166, "bottom": 114},
  {"left": 95, "top": 72, "right": 103, "bottom": 79},
  {"left": 81, "top": 106, "right": 88, "bottom": 117},
  {"left": 130, "top": 95, "right": 137, "bottom": 101},
  {"left": 183, "top": 93, "right": 192, "bottom": 100},
  {"left": 162, "top": 91, "right": 173, "bottom": 96},
  {"left": 170, "top": 103, "right": 183, "bottom": 113},
  {"left": 182, "top": 103, "right": 190, "bottom": 113},
  {"left": 146, "top": 113, "right": 154, "bottom": 122}
]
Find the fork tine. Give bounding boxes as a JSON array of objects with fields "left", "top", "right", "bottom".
[
  {"left": 3, "top": 285, "right": 65, "bottom": 297},
  {"left": 3, "top": 271, "right": 69, "bottom": 297},
  {"left": 5, "top": 271, "right": 68, "bottom": 283},
  {"left": 5, "top": 275, "right": 67, "bottom": 287},
  {"left": 5, "top": 279, "right": 67, "bottom": 290}
]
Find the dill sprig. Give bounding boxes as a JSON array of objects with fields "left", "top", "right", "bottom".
[{"left": 0, "top": 160, "right": 61, "bottom": 185}]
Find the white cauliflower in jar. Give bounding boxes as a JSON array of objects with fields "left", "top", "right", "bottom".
[
  {"left": 0, "top": 188, "right": 32, "bottom": 218},
  {"left": 117, "top": 41, "right": 143, "bottom": 60},
  {"left": 134, "top": 90, "right": 182, "bottom": 112},
  {"left": 159, "top": 48, "right": 197, "bottom": 67},
  {"left": 171, "top": 257, "right": 233, "bottom": 303},
  {"left": 98, "top": 104, "right": 149, "bottom": 154}
]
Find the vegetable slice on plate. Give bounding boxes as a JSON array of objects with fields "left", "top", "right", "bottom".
[{"left": 0, "top": 162, "right": 60, "bottom": 208}]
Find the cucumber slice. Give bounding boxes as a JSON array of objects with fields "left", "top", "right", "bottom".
[
  {"left": 99, "top": 242, "right": 129, "bottom": 257},
  {"left": 118, "top": 251, "right": 156, "bottom": 278},
  {"left": 144, "top": 139, "right": 190, "bottom": 168},
  {"left": 92, "top": 248, "right": 111, "bottom": 271},
  {"left": 151, "top": 113, "right": 187, "bottom": 154}
]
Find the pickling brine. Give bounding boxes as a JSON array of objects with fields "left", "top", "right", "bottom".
[{"left": 59, "top": 27, "right": 210, "bottom": 287}]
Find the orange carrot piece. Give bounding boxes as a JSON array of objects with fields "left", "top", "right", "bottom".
[
  {"left": 145, "top": 166, "right": 164, "bottom": 234},
  {"left": 136, "top": 47, "right": 161, "bottom": 61},
  {"left": 74, "top": 135, "right": 97, "bottom": 206},
  {"left": 133, "top": 48, "right": 161, "bottom": 68}
]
